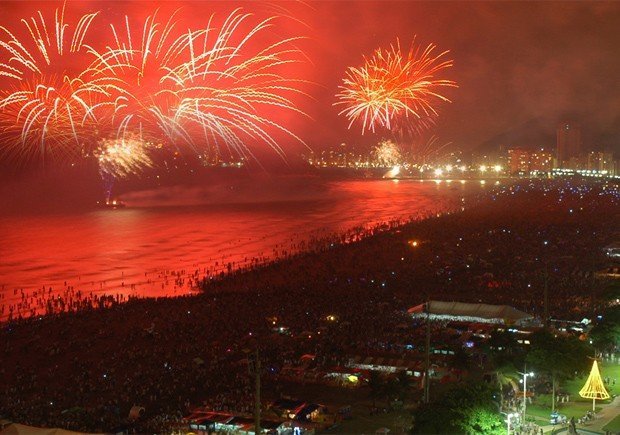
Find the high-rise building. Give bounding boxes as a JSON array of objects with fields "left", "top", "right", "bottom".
[
  {"left": 556, "top": 122, "right": 581, "bottom": 164},
  {"left": 507, "top": 148, "right": 530, "bottom": 174},
  {"left": 507, "top": 148, "right": 554, "bottom": 174}
]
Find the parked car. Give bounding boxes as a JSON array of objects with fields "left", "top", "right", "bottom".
[{"left": 550, "top": 412, "right": 567, "bottom": 425}]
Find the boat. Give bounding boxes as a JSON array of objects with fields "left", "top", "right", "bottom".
[{"left": 97, "top": 199, "right": 126, "bottom": 209}]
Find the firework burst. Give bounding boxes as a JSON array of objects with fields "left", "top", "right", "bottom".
[
  {"left": 96, "top": 134, "right": 153, "bottom": 178},
  {"left": 86, "top": 8, "right": 309, "bottom": 161},
  {"left": 373, "top": 139, "right": 402, "bottom": 166},
  {"left": 335, "top": 38, "right": 456, "bottom": 135},
  {"left": 0, "top": 4, "right": 101, "bottom": 164}
]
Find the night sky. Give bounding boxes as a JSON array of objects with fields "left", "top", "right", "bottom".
[{"left": 2, "top": 1, "right": 620, "bottom": 158}]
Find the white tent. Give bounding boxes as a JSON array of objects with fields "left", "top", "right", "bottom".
[{"left": 408, "top": 301, "right": 533, "bottom": 325}]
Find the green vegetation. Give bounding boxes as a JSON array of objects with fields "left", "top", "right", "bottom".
[
  {"left": 589, "top": 305, "right": 620, "bottom": 354},
  {"left": 563, "top": 361, "right": 620, "bottom": 398},
  {"left": 526, "top": 330, "right": 592, "bottom": 412},
  {"left": 411, "top": 383, "right": 504, "bottom": 434}
]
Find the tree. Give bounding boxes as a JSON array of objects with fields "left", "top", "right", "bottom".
[
  {"left": 487, "top": 328, "right": 522, "bottom": 358},
  {"left": 526, "top": 330, "right": 592, "bottom": 412},
  {"left": 492, "top": 361, "right": 519, "bottom": 409},
  {"left": 411, "top": 402, "right": 458, "bottom": 434},
  {"left": 589, "top": 306, "right": 620, "bottom": 354},
  {"left": 601, "top": 282, "right": 620, "bottom": 303},
  {"left": 447, "top": 383, "right": 503, "bottom": 434},
  {"left": 457, "top": 407, "right": 505, "bottom": 435},
  {"left": 411, "top": 382, "right": 504, "bottom": 434},
  {"left": 486, "top": 329, "right": 524, "bottom": 409}
]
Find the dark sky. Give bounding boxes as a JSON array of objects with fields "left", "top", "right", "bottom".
[{"left": 2, "top": 1, "right": 620, "bottom": 159}]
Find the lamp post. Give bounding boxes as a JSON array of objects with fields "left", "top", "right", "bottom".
[
  {"left": 506, "top": 412, "right": 518, "bottom": 435},
  {"left": 424, "top": 301, "right": 431, "bottom": 403},
  {"left": 518, "top": 371, "right": 534, "bottom": 424}
]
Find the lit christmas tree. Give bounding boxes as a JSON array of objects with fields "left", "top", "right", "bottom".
[{"left": 579, "top": 360, "right": 610, "bottom": 411}]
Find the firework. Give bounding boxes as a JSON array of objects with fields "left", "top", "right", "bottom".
[
  {"left": 86, "top": 9, "right": 308, "bottom": 160},
  {"left": 408, "top": 134, "right": 453, "bottom": 166},
  {"left": 96, "top": 134, "right": 153, "bottom": 178},
  {"left": 373, "top": 139, "right": 401, "bottom": 166},
  {"left": 0, "top": 4, "right": 101, "bottom": 164},
  {"left": 0, "top": 5, "right": 308, "bottom": 167},
  {"left": 335, "top": 38, "right": 456, "bottom": 135}
]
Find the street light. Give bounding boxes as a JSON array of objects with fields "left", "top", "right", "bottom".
[
  {"left": 505, "top": 412, "right": 518, "bottom": 435},
  {"left": 518, "top": 371, "right": 535, "bottom": 424}
]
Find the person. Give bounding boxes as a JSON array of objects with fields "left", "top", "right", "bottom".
[{"left": 568, "top": 416, "right": 577, "bottom": 435}]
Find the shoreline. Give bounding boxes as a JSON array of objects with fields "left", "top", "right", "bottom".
[
  {"left": 0, "top": 203, "right": 462, "bottom": 324},
  {"left": 1, "top": 180, "right": 477, "bottom": 323}
]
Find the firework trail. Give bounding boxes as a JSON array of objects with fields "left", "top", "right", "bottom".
[
  {"left": 0, "top": 4, "right": 101, "bottom": 164},
  {"left": 408, "top": 134, "right": 453, "bottom": 165},
  {"left": 335, "top": 38, "right": 456, "bottom": 135},
  {"left": 86, "top": 8, "right": 309, "bottom": 161}
]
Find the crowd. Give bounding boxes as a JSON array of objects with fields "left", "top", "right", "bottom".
[{"left": 0, "top": 179, "right": 619, "bottom": 432}]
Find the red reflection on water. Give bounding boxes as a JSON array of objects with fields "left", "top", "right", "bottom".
[{"left": 0, "top": 179, "right": 483, "bottom": 319}]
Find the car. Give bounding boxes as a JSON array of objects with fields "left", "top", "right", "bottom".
[{"left": 550, "top": 412, "right": 567, "bottom": 425}]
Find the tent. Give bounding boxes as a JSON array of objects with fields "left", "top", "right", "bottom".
[{"left": 408, "top": 301, "right": 533, "bottom": 326}]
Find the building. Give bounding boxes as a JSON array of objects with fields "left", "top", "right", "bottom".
[
  {"left": 556, "top": 122, "right": 582, "bottom": 165},
  {"left": 586, "top": 151, "right": 615, "bottom": 174},
  {"left": 507, "top": 148, "right": 530, "bottom": 174},
  {"left": 507, "top": 148, "right": 554, "bottom": 175},
  {"left": 529, "top": 150, "right": 554, "bottom": 173}
]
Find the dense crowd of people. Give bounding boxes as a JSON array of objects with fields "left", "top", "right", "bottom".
[{"left": 1, "top": 179, "right": 618, "bottom": 432}]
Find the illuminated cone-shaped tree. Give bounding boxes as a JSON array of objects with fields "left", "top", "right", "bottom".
[{"left": 579, "top": 360, "right": 610, "bottom": 411}]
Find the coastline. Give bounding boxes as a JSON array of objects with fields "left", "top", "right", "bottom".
[{"left": 1, "top": 178, "right": 480, "bottom": 322}]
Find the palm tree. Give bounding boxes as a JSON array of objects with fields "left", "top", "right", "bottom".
[{"left": 494, "top": 363, "right": 519, "bottom": 409}]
